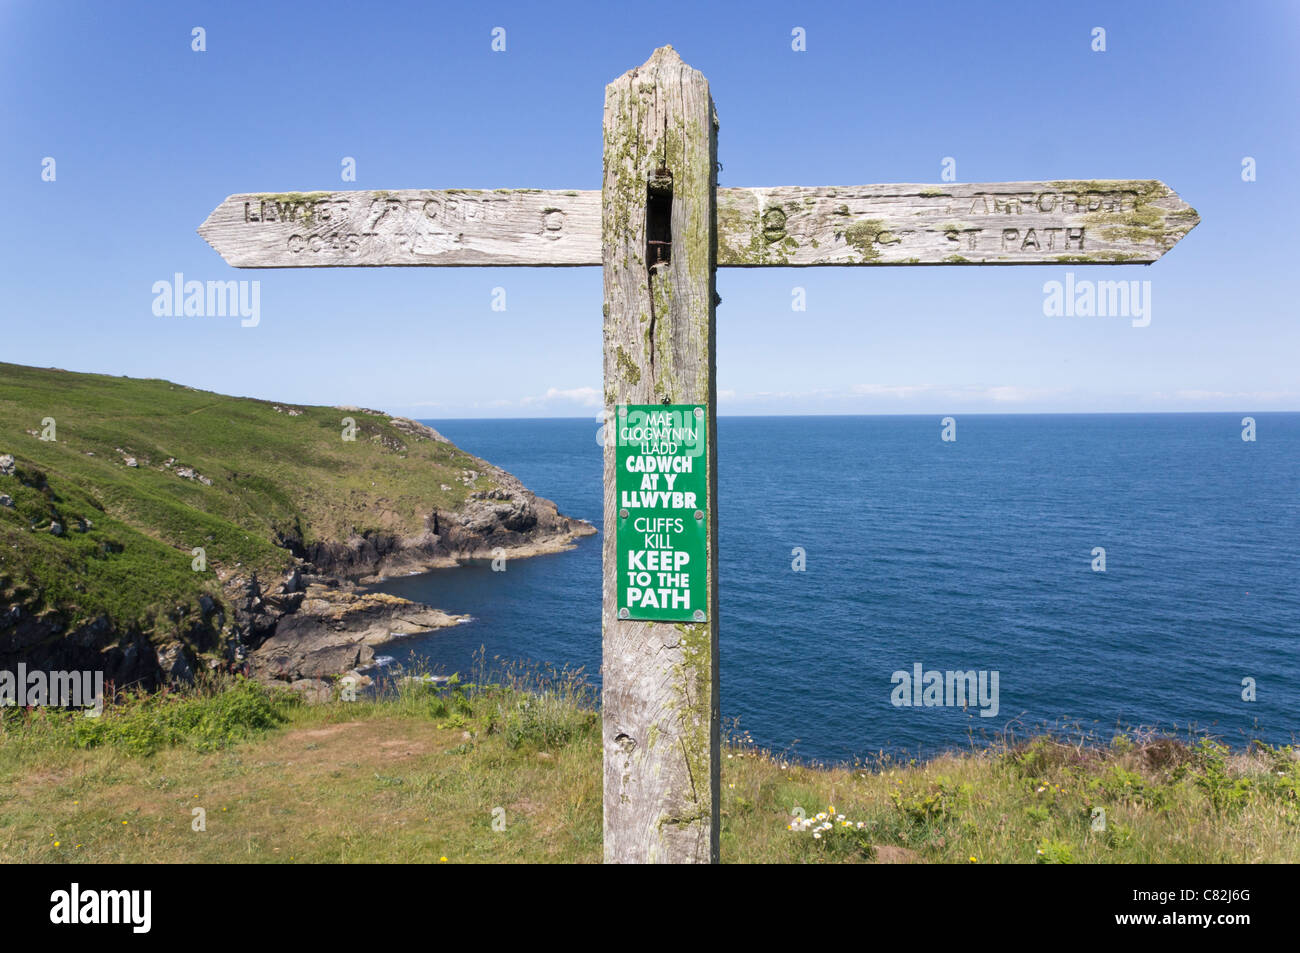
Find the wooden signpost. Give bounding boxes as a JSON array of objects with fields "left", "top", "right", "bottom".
[{"left": 200, "top": 45, "right": 1199, "bottom": 864}]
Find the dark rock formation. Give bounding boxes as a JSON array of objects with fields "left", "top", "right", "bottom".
[{"left": 245, "top": 584, "right": 466, "bottom": 682}]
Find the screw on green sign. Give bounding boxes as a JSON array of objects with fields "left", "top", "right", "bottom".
[{"left": 616, "top": 404, "right": 708, "bottom": 622}]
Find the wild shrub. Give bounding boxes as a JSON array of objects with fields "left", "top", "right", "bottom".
[
  {"left": 495, "top": 691, "right": 596, "bottom": 752},
  {"left": 68, "top": 677, "right": 294, "bottom": 754}
]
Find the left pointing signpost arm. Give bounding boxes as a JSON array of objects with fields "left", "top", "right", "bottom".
[
  {"left": 196, "top": 188, "right": 603, "bottom": 267},
  {"left": 199, "top": 181, "right": 1196, "bottom": 269}
]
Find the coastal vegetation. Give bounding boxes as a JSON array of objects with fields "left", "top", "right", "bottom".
[{"left": 2, "top": 669, "right": 1295, "bottom": 864}]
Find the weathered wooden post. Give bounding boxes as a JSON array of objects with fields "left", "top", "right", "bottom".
[{"left": 600, "top": 46, "right": 719, "bottom": 864}]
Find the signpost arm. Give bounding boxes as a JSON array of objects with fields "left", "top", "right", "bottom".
[{"left": 601, "top": 45, "right": 720, "bottom": 863}]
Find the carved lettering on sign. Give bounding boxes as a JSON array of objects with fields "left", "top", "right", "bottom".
[
  {"left": 201, "top": 181, "right": 1196, "bottom": 268},
  {"left": 967, "top": 190, "right": 1135, "bottom": 215}
]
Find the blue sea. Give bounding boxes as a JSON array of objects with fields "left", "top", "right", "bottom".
[{"left": 370, "top": 414, "right": 1300, "bottom": 763}]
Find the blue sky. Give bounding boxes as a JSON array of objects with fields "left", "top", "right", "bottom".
[{"left": 3, "top": 0, "right": 1297, "bottom": 417}]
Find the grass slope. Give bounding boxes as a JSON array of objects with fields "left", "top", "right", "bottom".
[
  {"left": 1, "top": 676, "right": 1296, "bottom": 864},
  {"left": 0, "top": 362, "right": 494, "bottom": 636}
]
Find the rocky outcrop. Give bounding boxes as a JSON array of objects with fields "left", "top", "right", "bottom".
[
  {"left": 246, "top": 584, "right": 466, "bottom": 682},
  {"left": 225, "top": 444, "right": 594, "bottom": 688},
  {"left": 0, "top": 608, "right": 214, "bottom": 693},
  {"left": 156, "top": 640, "right": 196, "bottom": 684},
  {"left": 300, "top": 428, "right": 595, "bottom": 582}
]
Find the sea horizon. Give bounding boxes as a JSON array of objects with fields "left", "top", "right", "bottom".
[{"left": 414, "top": 410, "right": 1300, "bottom": 421}]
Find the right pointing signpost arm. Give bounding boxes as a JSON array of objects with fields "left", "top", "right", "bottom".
[{"left": 715, "top": 181, "right": 1199, "bottom": 266}]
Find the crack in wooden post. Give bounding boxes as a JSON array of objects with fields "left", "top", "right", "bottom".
[{"left": 601, "top": 45, "right": 720, "bottom": 864}]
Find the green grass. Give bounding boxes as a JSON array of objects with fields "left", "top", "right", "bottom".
[
  {"left": 0, "top": 362, "right": 496, "bottom": 639},
  {"left": 4, "top": 676, "right": 293, "bottom": 756},
  {"left": 1, "top": 674, "right": 1295, "bottom": 864}
]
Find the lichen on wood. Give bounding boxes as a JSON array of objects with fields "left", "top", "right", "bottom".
[{"left": 713, "top": 181, "right": 1198, "bottom": 266}]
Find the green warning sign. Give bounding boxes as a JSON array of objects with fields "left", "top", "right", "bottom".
[{"left": 615, "top": 404, "right": 708, "bottom": 622}]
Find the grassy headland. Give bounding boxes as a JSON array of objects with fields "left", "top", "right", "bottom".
[
  {"left": 0, "top": 362, "right": 592, "bottom": 686},
  {"left": 0, "top": 362, "right": 498, "bottom": 634}
]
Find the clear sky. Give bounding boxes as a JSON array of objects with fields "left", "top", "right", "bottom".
[{"left": 3, "top": 0, "right": 1297, "bottom": 417}]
